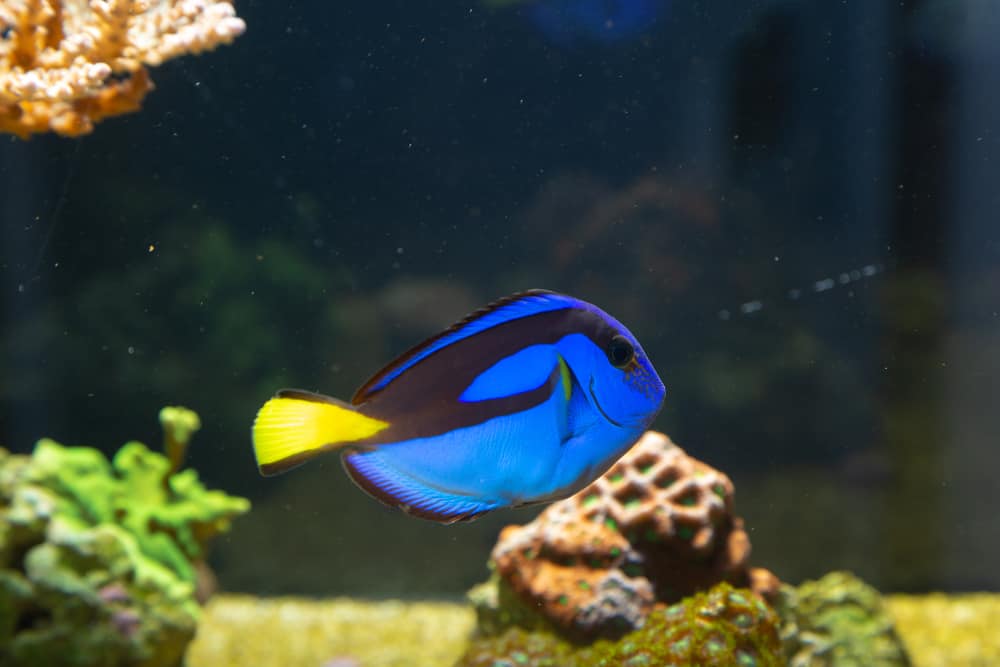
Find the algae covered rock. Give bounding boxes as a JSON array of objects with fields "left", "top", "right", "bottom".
[
  {"left": 776, "top": 571, "right": 911, "bottom": 667},
  {"left": 465, "top": 432, "right": 786, "bottom": 664},
  {"left": 0, "top": 407, "right": 250, "bottom": 667},
  {"left": 458, "top": 582, "right": 783, "bottom": 667},
  {"left": 476, "top": 431, "right": 779, "bottom": 641}
]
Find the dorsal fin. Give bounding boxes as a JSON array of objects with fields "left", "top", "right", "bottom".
[{"left": 351, "top": 289, "right": 581, "bottom": 404}]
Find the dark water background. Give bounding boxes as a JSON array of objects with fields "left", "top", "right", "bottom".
[{"left": 1, "top": 0, "right": 998, "bottom": 597}]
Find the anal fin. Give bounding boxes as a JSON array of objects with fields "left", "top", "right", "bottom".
[{"left": 342, "top": 449, "right": 501, "bottom": 524}]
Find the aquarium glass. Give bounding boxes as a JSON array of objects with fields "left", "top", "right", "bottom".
[{"left": 2, "top": 0, "right": 998, "bottom": 612}]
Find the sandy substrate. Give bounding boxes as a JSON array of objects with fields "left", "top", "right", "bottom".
[{"left": 186, "top": 593, "right": 1000, "bottom": 667}]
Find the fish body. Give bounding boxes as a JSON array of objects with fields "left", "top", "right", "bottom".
[{"left": 252, "top": 290, "right": 665, "bottom": 523}]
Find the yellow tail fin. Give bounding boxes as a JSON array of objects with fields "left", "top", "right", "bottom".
[{"left": 252, "top": 390, "right": 389, "bottom": 476}]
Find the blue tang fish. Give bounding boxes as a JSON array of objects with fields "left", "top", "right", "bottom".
[{"left": 252, "top": 290, "right": 665, "bottom": 524}]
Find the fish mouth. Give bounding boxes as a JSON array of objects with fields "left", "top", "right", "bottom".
[{"left": 589, "top": 377, "right": 623, "bottom": 428}]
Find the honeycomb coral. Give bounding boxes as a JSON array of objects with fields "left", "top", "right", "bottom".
[{"left": 489, "top": 431, "right": 779, "bottom": 639}]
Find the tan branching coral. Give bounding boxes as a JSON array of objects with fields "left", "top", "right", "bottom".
[
  {"left": 489, "top": 431, "right": 780, "bottom": 640},
  {"left": 0, "top": 0, "right": 245, "bottom": 138}
]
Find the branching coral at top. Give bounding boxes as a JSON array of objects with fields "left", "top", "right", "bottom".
[{"left": 0, "top": 0, "right": 245, "bottom": 138}]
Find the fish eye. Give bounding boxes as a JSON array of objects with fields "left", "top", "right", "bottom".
[{"left": 607, "top": 335, "right": 635, "bottom": 369}]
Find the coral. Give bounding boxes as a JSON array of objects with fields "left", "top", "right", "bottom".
[
  {"left": 458, "top": 582, "right": 784, "bottom": 667},
  {"left": 776, "top": 571, "right": 911, "bottom": 667},
  {"left": 0, "top": 407, "right": 249, "bottom": 666},
  {"left": 457, "top": 628, "right": 573, "bottom": 667},
  {"left": 160, "top": 405, "right": 201, "bottom": 474},
  {"left": 483, "top": 430, "right": 779, "bottom": 640},
  {"left": 0, "top": 0, "right": 245, "bottom": 138}
]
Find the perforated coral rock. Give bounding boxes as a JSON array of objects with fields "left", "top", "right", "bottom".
[{"left": 488, "top": 431, "right": 779, "bottom": 640}]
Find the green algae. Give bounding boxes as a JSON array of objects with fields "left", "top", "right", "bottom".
[
  {"left": 776, "top": 571, "right": 910, "bottom": 667},
  {"left": 468, "top": 573, "right": 560, "bottom": 638},
  {"left": 0, "top": 407, "right": 249, "bottom": 667},
  {"left": 159, "top": 406, "right": 201, "bottom": 475},
  {"left": 459, "top": 582, "right": 783, "bottom": 667}
]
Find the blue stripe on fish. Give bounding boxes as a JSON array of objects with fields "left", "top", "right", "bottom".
[
  {"left": 459, "top": 344, "right": 560, "bottom": 402},
  {"left": 352, "top": 290, "right": 579, "bottom": 403}
]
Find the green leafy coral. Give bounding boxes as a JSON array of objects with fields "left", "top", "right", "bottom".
[
  {"left": 457, "top": 582, "right": 783, "bottom": 667},
  {"left": 0, "top": 407, "right": 249, "bottom": 667}
]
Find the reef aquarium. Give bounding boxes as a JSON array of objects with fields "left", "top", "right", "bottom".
[{"left": 1, "top": 1, "right": 999, "bottom": 665}]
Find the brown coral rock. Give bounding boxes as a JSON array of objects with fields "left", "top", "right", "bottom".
[{"left": 491, "top": 430, "right": 779, "bottom": 640}]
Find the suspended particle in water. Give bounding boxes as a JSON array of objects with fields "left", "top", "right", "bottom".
[{"left": 716, "top": 262, "right": 887, "bottom": 321}]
